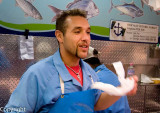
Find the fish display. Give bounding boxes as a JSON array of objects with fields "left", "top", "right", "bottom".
[
  {"left": 109, "top": 0, "right": 143, "bottom": 19},
  {"left": 48, "top": 0, "right": 99, "bottom": 22},
  {"left": 16, "top": 0, "right": 43, "bottom": 20}
]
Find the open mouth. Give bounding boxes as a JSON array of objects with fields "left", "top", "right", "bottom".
[{"left": 79, "top": 45, "right": 89, "bottom": 51}]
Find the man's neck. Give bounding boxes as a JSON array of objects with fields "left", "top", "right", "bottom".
[{"left": 60, "top": 49, "right": 80, "bottom": 67}]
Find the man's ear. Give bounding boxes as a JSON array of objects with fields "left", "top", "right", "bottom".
[{"left": 55, "top": 30, "right": 63, "bottom": 43}]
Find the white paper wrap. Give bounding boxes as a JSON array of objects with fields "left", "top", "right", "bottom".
[
  {"left": 19, "top": 36, "right": 34, "bottom": 60},
  {"left": 112, "top": 61, "right": 125, "bottom": 78},
  {"left": 91, "top": 61, "right": 135, "bottom": 96}
]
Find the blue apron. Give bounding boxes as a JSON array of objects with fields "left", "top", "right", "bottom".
[{"left": 48, "top": 75, "right": 96, "bottom": 113}]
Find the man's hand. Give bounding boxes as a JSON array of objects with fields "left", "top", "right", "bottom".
[
  {"left": 94, "top": 75, "right": 138, "bottom": 111},
  {"left": 127, "top": 75, "right": 138, "bottom": 95}
]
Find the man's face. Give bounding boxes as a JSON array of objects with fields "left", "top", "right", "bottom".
[{"left": 60, "top": 16, "right": 91, "bottom": 59}]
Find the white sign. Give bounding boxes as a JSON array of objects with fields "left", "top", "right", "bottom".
[{"left": 110, "top": 20, "right": 159, "bottom": 43}]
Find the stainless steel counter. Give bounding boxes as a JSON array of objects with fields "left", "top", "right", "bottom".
[{"left": 128, "top": 83, "right": 160, "bottom": 113}]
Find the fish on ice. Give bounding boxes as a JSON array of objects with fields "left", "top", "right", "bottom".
[
  {"left": 16, "top": 0, "right": 43, "bottom": 20},
  {"left": 48, "top": 0, "right": 99, "bottom": 22},
  {"left": 109, "top": 0, "right": 143, "bottom": 19}
]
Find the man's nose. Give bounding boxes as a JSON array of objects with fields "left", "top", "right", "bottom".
[{"left": 81, "top": 32, "right": 90, "bottom": 41}]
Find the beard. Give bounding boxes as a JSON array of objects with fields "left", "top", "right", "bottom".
[{"left": 75, "top": 47, "right": 79, "bottom": 58}]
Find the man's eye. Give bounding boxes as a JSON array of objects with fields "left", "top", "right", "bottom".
[
  {"left": 75, "top": 31, "right": 80, "bottom": 33},
  {"left": 87, "top": 31, "right": 90, "bottom": 34}
]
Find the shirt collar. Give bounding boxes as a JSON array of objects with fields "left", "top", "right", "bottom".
[
  {"left": 52, "top": 49, "right": 93, "bottom": 88},
  {"left": 81, "top": 60, "right": 94, "bottom": 90},
  {"left": 53, "top": 49, "right": 72, "bottom": 82},
  {"left": 94, "top": 64, "right": 106, "bottom": 72}
]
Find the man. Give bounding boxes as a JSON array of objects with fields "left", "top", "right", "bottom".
[
  {"left": 84, "top": 46, "right": 131, "bottom": 113},
  {"left": 5, "top": 9, "right": 137, "bottom": 113}
]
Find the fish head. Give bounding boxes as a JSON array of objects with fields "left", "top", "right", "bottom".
[
  {"left": 34, "top": 14, "right": 43, "bottom": 20},
  {"left": 32, "top": 9, "right": 43, "bottom": 20},
  {"left": 135, "top": 9, "right": 143, "bottom": 17},
  {"left": 85, "top": 1, "right": 99, "bottom": 19}
]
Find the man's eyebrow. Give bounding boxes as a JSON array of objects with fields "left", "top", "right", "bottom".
[
  {"left": 72, "top": 27, "right": 82, "bottom": 30},
  {"left": 72, "top": 27, "right": 91, "bottom": 31}
]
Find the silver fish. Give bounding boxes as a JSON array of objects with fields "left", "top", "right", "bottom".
[
  {"left": 48, "top": 0, "right": 99, "bottom": 22},
  {"left": 16, "top": 0, "right": 42, "bottom": 20},
  {"left": 109, "top": 0, "right": 143, "bottom": 19}
]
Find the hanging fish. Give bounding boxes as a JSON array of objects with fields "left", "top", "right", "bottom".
[
  {"left": 109, "top": 0, "right": 143, "bottom": 19},
  {"left": 15, "top": 0, "right": 43, "bottom": 20},
  {"left": 48, "top": 0, "right": 99, "bottom": 22}
]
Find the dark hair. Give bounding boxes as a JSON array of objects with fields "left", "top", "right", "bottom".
[
  {"left": 56, "top": 9, "right": 87, "bottom": 34},
  {"left": 84, "top": 57, "right": 101, "bottom": 66}
]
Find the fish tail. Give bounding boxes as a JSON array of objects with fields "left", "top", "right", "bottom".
[
  {"left": 48, "top": 5, "right": 62, "bottom": 22},
  {"left": 48, "top": 5, "right": 61, "bottom": 14},
  {"left": 108, "top": 0, "right": 114, "bottom": 13}
]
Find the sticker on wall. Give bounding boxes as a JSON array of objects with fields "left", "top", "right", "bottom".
[{"left": 110, "top": 20, "right": 159, "bottom": 43}]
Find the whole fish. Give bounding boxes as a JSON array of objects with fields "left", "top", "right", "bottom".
[
  {"left": 48, "top": 0, "right": 99, "bottom": 22},
  {"left": 16, "top": 0, "right": 42, "bottom": 20},
  {"left": 109, "top": 0, "right": 143, "bottom": 19}
]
